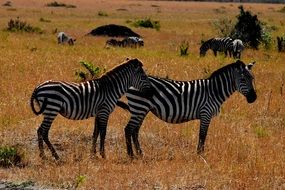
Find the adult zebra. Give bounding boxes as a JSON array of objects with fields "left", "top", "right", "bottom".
[
  {"left": 232, "top": 39, "right": 245, "bottom": 59},
  {"left": 117, "top": 60, "right": 257, "bottom": 157},
  {"left": 200, "top": 37, "right": 233, "bottom": 57},
  {"left": 30, "top": 58, "right": 152, "bottom": 160}
]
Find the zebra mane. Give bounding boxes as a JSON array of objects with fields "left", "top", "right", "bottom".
[
  {"left": 209, "top": 60, "right": 245, "bottom": 79},
  {"left": 100, "top": 58, "right": 143, "bottom": 79}
]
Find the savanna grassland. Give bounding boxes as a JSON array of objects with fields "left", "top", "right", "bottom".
[{"left": 0, "top": 0, "right": 284, "bottom": 189}]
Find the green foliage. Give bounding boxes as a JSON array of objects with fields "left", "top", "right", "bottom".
[
  {"left": 231, "top": 6, "right": 262, "bottom": 49},
  {"left": 98, "top": 10, "right": 108, "bottom": 17},
  {"left": 46, "top": 1, "right": 76, "bottom": 8},
  {"left": 74, "top": 175, "right": 86, "bottom": 189},
  {"left": 132, "top": 18, "right": 160, "bottom": 31},
  {"left": 75, "top": 61, "right": 103, "bottom": 81},
  {"left": 254, "top": 126, "right": 269, "bottom": 138},
  {"left": 0, "top": 146, "right": 22, "bottom": 167},
  {"left": 179, "top": 40, "right": 189, "bottom": 56},
  {"left": 7, "top": 17, "right": 43, "bottom": 33},
  {"left": 261, "top": 28, "right": 273, "bottom": 50}
]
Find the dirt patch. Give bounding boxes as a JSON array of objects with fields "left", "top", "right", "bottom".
[{"left": 88, "top": 24, "right": 140, "bottom": 37}]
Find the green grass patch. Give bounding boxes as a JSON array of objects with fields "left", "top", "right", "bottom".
[
  {"left": 6, "top": 18, "right": 43, "bottom": 33},
  {"left": 0, "top": 146, "right": 23, "bottom": 167},
  {"left": 131, "top": 18, "right": 160, "bottom": 31}
]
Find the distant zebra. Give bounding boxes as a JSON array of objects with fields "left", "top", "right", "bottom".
[
  {"left": 232, "top": 39, "right": 244, "bottom": 59},
  {"left": 200, "top": 37, "right": 233, "bottom": 57},
  {"left": 105, "top": 38, "right": 123, "bottom": 47},
  {"left": 30, "top": 58, "right": 152, "bottom": 160},
  {"left": 117, "top": 60, "right": 257, "bottom": 157},
  {"left": 57, "top": 32, "right": 76, "bottom": 45},
  {"left": 122, "top": 37, "right": 144, "bottom": 48}
]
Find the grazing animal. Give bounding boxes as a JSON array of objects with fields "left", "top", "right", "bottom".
[
  {"left": 200, "top": 37, "right": 233, "bottom": 57},
  {"left": 30, "top": 58, "right": 152, "bottom": 160},
  {"left": 105, "top": 38, "right": 122, "bottom": 47},
  {"left": 117, "top": 60, "right": 257, "bottom": 158},
  {"left": 57, "top": 32, "right": 76, "bottom": 45},
  {"left": 122, "top": 37, "right": 144, "bottom": 48},
  {"left": 232, "top": 39, "right": 244, "bottom": 59}
]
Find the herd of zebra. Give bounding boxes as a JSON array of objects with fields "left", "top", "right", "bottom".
[
  {"left": 57, "top": 32, "right": 244, "bottom": 58},
  {"left": 31, "top": 57, "right": 257, "bottom": 160}
]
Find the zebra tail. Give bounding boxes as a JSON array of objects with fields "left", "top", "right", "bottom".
[
  {"left": 116, "top": 100, "right": 130, "bottom": 111},
  {"left": 30, "top": 90, "right": 47, "bottom": 115}
]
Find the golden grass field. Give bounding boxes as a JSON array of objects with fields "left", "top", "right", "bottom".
[{"left": 0, "top": 0, "right": 284, "bottom": 189}]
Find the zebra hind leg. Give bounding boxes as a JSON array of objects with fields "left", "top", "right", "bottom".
[
  {"left": 38, "top": 122, "right": 60, "bottom": 160},
  {"left": 125, "top": 126, "right": 134, "bottom": 158},
  {"left": 132, "top": 127, "right": 143, "bottom": 157}
]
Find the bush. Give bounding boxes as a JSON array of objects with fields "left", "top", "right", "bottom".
[
  {"left": 213, "top": 18, "right": 234, "bottom": 37},
  {"left": 7, "top": 17, "right": 43, "bottom": 33},
  {"left": 2, "top": 1, "right": 12, "bottom": 6},
  {"left": 98, "top": 11, "right": 108, "bottom": 17},
  {"left": 231, "top": 6, "right": 262, "bottom": 49},
  {"left": 46, "top": 1, "right": 76, "bottom": 8},
  {"left": 132, "top": 18, "right": 160, "bottom": 31},
  {"left": 179, "top": 40, "right": 189, "bottom": 56},
  {"left": 75, "top": 61, "right": 103, "bottom": 81},
  {"left": 277, "top": 36, "right": 285, "bottom": 52},
  {"left": 0, "top": 146, "right": 22, "bottom": 167}
]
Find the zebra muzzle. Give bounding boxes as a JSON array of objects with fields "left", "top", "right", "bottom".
[{"left": 246, "top": 89, "right": 257, "bottom": 103}]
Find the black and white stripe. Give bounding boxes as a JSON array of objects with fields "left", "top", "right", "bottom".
[
  {"left": 117, "top": 60, "right": 257, "bottom": 157},
  {"left": 232, "top": 39, "right": 244, "bottom": 59},
  {"left": 57, "top": 32, "right": 76, "bottom": 45},
  {"left": 30, "top": 58, "right": 152, "bottom": 160},
  {"left": 200, "top": 37, "right": 234, "bottom": 57}
]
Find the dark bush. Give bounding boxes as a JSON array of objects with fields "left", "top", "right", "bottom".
[
  {"left": 7, "top": 17, "right": 43, "bottom": 33},
  {"left": 277, "top": 36, "right": 285, "bottom": 52},
  {"left": 231, "top": 6, "right": 262, "bottom": 49},
  {"left": 46, "top": 1, "right": 76, "bottom": 8}
]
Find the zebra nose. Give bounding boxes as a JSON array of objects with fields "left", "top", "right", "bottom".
[{"left": 246, "top": 90, "right": 257, "bottom": 103}]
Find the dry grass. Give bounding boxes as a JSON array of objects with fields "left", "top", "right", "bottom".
[{"left": 0, "top": 0, "right": 284, "bottom": 189}]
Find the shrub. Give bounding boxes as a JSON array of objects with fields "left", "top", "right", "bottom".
[
  {"left": 46, "top": 1, "right": 76, "bottom": 8},
  {"left": 98, "top": 11, "right": 108, "bottom": 17},
  {"left": 75, "top": 61, "right": 103, "bottom": 81},
  {"left": 39, "top": 17, "right": 51, "bottom": 23},
  {"left": 132, "top": 18, "right": 160, "bottom": 31},
  {"left": 179, "top": 40, "right": 189, "bottom": 56},
  {"left": 7, "top": 17, "right": 43, "bottom": 33},
  {"left": 2, "top": 1, "right": 12, "bottom": 6},
  {"left": 0, "top": 146, "right": 22, "bottom": 167},
  {"left": 231, "top": 6, "right": 262, "bottom": 49}
]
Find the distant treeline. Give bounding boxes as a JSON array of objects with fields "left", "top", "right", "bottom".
[{"left": 159, "top": 0, "right": 285, "bottom": 3}]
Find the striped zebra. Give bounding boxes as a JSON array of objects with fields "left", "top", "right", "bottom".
[
  {"left": 117, "top": 60, "right": 257, "bottom": 157},
  {"left": 200, "top": 37, "right": 233, "bottom": 57},
  {"left": 57, "top": 32, "right": 76, "bottom": 45},
  {"left": 122, "top": 37, "right": 144, "bottom": 48},
  {"left": 30, "top": 58, "right": 152, "bottom": 160},
  {"left": 232, "top": 39, "right": 245, "bottom": 59}
]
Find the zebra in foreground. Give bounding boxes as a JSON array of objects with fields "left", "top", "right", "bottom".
[
  {"left": 117, "top": 60, "right": 257, "bottom": 158},
  {"left": 200, "top": 37, "right": 233, "bottom": 57},
  {"left": 232, "top": 39, "right": 245, "bottom": 59},
  {"left": 57, "top": 32, "right": 76, "bottom": 45},
  {"left": 30, "top": 58, "right": 152, "bottom": 160}
]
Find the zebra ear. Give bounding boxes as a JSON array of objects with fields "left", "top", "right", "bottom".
[{"left": 246, "top": 61, "right": 255, "bottom": 70}]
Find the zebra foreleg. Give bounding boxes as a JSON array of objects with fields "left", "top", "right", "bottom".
[
  {"left": 92, "top": 114, "right": 109, "bottom": 158},
  {"left": 197, "top": 118, "right": 211, "bottom": 154}
]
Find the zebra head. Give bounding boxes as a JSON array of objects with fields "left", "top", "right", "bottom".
[
  {"left": 233, "top": 60, "right": 257, "bottom": 103},
  {"left": 127, "top": 58, "right": 153, "bottom": 97}
]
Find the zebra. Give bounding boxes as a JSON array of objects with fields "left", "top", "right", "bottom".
[
  {"left": 116, "top": 60, "right": 257, "bottom": 158},
  {"left": 232, "top": 39, "right": 245, "bottom": 59},
  {"left": 122, "top": 37, "right": 144, "bottom": 48},
  {"left": 105, "top": 38, "right": 123, "bottom": 47},
  {"left": 57, "top": 32, "right": 76, "bottom": 45},
  {"left": 200, "top": 37, "right": 233, "bottom": 57},
  {"left": 30, "top": 58, "right": 152, "bottom": 160}
]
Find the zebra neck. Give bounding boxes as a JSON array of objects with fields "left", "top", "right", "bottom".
[
  {"left": 99, "top": 70, "right": 131, "bottom": 99},
  {"left": 209, "top": 72, "right": 236, "bottom": 104}
]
